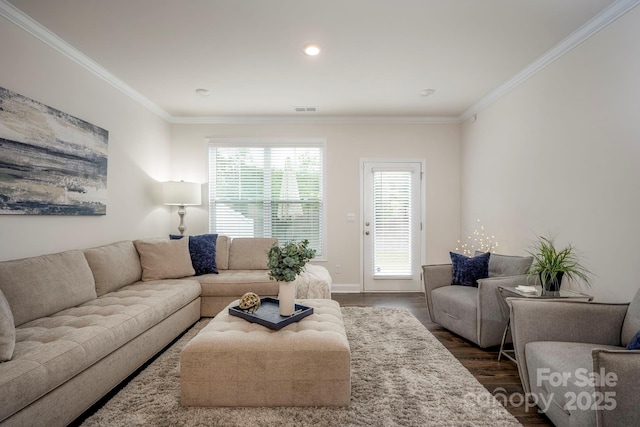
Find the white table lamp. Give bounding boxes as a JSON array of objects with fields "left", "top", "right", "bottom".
[{"left": 162, "top": 181, "right": 201, "bottom": 235}]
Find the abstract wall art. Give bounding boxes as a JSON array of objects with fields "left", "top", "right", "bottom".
[{"left": 0, "top": 87, "right": 109, "bottom": 215}]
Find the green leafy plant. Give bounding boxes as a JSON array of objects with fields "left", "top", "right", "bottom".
[
  {"left": 267, "top": 240, "right": 316, "bottom": 282},
  {"left": 527, "top": 235, "right": 592, "bottom": 289}
]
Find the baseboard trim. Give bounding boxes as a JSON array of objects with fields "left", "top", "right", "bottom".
[
  {"left": 331, "top": 283, "right": 362, "bottom": 293},
  {"left": 331, "top": 284, "right": 428, "bottom": 294}
]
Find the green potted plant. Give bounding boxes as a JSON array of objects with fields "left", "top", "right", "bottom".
[
  {"left": 527, "top": 235, "right": 592, "bottom": 294},
  {"left": 267, "top": 240, "right": 316, "bottom": 315}
]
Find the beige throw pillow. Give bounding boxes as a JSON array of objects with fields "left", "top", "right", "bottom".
[
  {"left": 134, "top": 238, "right": 195, "bottom": 281},
  {"left": 228, "top": 238, "right": 278, "bottom": 270},
  {"left": 0, "top": 289, "right": 15, "bottom": 362}
]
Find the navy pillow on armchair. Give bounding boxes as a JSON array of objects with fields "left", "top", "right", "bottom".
[
  {"left": 626, "top": 330, "right": 640, "bottom": 350},
  {"left": 170, "top": 233, "right": 218, "bottom": 275},
  {"left": 450, "top": 251, "right": 491, "bottom": 287}
]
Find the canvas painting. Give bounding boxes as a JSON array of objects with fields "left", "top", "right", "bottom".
[{"left": 0, "top": 87, "right": 108, "bottom": 215}]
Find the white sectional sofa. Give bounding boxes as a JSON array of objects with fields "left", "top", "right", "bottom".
[{"left": 0, "top": 235, "right": 331, "bottom": 427}]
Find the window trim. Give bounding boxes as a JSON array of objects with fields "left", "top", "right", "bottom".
[{"left": 206, "top": 138, "right": 328, "bottom": 261}]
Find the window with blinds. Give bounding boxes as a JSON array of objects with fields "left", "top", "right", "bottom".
[
  {"left": 208, "top": 141, "right": 324, "bottom": 257},
  {"left": 372, "top": 169, "right": 413, "bottom": 277}
]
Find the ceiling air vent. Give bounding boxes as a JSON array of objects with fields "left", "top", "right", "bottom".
[{"left": 294, "top": 106, "right": 318, "bottom": 112}]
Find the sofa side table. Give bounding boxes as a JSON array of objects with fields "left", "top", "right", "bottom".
[{"left": 497, "top": 286, "right": 593, "bottom": 364}]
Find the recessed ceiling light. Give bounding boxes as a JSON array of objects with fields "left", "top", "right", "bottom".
[
  {"left": 294, "top": 106, "right": 318, "bottom": 112},
  {"left": 419, "top": 89, "right": 435, "bottom": 97},
  {"left": 303, "top": 43, "right": 321, "bottom": 56},
  {"left": 195, "top": 88, "right": 211, "bottom": 97}
]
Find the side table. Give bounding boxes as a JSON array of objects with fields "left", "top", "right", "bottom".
[{"left": 497, "top": 286, "right": 593, "bottom": 364}]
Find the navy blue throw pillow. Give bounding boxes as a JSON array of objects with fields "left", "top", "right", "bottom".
[
  {"left": 626, "top": 330, "right": 640, "bottom": 350},
  {"left": 450, "top": 251, "right": 490, "bottom": 287},
  {"left": 170, "top": 234, "right": 218, "bottom": 275}
]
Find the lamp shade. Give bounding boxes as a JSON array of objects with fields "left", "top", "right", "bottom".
[{"left": 162, "top": 181, "right": 201, "bottom": 206}]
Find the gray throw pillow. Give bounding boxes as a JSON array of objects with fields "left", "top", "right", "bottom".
[{"left": 0, "top": 289, "right": 15, "bottom": 362}]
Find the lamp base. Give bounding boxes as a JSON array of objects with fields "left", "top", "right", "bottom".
[{"left": 177, "top": 205, "right": 187, "bottom": 236}]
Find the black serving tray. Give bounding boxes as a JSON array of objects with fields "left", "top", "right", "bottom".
[{"left": 229, "top": 297, "right": 314, "bottom": 330}]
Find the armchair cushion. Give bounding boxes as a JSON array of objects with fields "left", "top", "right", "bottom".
[
  {"left": 450, "top": 252, "right": 490, "bottom": 287},
  {"left": 431, "top": 285, "right": 478, "bottom": 343},
  {"left": 526, "top": 341, "right": 622, "bottom": 427}
]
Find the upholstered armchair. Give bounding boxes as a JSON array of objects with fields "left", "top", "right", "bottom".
[
  {"left": 422, "top": 253, "right": 532, "bottom": 348},
  {"left": 509, "top": 289, "right": 640, "bottom": 427}
]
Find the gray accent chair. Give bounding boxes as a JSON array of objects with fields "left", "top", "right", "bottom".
[
  {"left": 422, "top": 253, "right": 532, "bottom": 348},
  {"left": 509, "top": 289, "right": 640, "bottom": 427}
]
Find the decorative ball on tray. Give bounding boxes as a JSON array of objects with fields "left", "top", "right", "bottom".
[{"left": 239, "top": 292, "right": 261, "bottom": 314}]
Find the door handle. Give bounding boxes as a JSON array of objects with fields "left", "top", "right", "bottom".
[{"left": 365, "top": 231, "right": 370, "bottom": 235}]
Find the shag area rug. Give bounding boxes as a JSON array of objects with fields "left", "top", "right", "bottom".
[{"left": 81, "top": 307, "right": 521, "bottom": 427}]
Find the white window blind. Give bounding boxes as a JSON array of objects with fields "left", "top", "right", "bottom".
[
  {"left": 208, "top": 142, "right": 324, "bottom": 256},
  {"left": 373, "top": 169, "right": 412, "bottom": 277}
]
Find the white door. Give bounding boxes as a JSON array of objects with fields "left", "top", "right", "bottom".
[{"left": 362, "top": 161, "right": 422, "bottom": 292}]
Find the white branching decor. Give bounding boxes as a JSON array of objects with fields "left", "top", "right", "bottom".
[{"left": 455, "top": 219, "right": 499, "bottom": 255}]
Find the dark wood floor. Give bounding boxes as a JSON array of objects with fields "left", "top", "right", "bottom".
[{"left": 332, "top": 292, "right": 553, "bottom": 427}]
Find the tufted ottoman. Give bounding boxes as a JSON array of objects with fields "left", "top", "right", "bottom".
[{"left": 180, "top": 299, "right": 351, "bottom": 407}]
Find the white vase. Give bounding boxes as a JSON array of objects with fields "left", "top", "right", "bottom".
[{"left": 278, "top": 281, "right": 296, "bottom": 316}]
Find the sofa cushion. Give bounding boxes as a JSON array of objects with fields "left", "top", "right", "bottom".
[
  {"left": 476, "top": 251, "right": 533, "bottom": 277},
  {"left": 170, "top": 234, "right": 218, "bottom": 275},
  {"left": 215, "top": 235, "right": 230, "bottom": 270},
  {"left": 0, "top": 279, "right": 200, "bottom": 421},
  {"left": 228, "top": 238, "right": 277, "bottom": 270},
  {"left": 134, "top": 238, "right": 195, "bottom": 281},
  {"left": 0, "top": 289, "right": 15, "bottom": 362},
  {"left": 0, "top": 250, "right": 97, "bottom": 327},
  {"left": 84, "top": 241, "right": 143, "bottom": 296},
  {"left": 450, "top": 251, "right": 490, "bottom": 287},
  {"left": 198, "top": 270, "right": 279, "bottom": 297}
]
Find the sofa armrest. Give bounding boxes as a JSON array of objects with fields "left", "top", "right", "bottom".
[
  {"left": 592, "top": 348, "right": 640, "bottom": 427},
  {"left": 510, "top": 299, "right": 629, "bottom": 394},
  {"left": 475, "top": 274, "right": 530, "bottom": 348},
  {"left": 422, "top": 264, "right": 452, "bottom": 322}
]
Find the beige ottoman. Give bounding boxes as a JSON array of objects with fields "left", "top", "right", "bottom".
[{"left": 180, "top": 299, "right": 351, "bottom": 407}]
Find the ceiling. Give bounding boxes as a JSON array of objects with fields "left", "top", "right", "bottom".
[{"left": 3, "top": 0, "right": 622, "bottom": 121}]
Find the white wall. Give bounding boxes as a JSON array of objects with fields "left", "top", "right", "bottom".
[
  {"left": 0, "top": 18, "right": 173, "bottom": 261},
  {"left": 171, "top": 122, "right": 461, "bottom": 288},
  {"left": 461, "top": 6, "right": 640, "bottom": 302}
]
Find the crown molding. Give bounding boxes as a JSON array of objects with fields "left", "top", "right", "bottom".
[
  {"left": 459, "top": 0, "right": 640, "bottom": 122},
  {"left": 0, "top": 0, "right": 459, "bottom": 126},
  {"left": 169, "top": 115, "right": 461, "bottom": 125},
  {"left": 0, "top": 0, "right": 173, "bottom": 122}
]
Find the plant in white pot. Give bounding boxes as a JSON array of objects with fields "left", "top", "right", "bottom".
[
  {"left": 267, "top": 239, "right": 316, "bottom": 316},
  {"left": 527, "top": 235, "right": 592, "bottom": 294}
]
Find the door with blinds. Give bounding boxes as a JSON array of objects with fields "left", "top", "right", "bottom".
[{"left": 362, "top": 161, "right": 422, "bottom": 292}]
